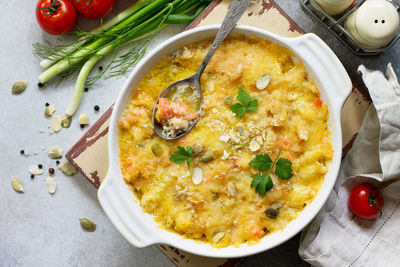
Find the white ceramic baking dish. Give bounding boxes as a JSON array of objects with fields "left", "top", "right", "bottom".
[{"left": 98, "top": 25, "right": 352, "bottom": 258}]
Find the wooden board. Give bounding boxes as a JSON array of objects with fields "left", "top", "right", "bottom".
[{"left": 66, "top": 1, "right": 371, "bottom": 266}]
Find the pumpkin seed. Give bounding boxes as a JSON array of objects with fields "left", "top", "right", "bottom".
[
  {"left": 79, "top": 218, "right": 96, "bottom": 232},
  {"left": 51, "top": 115, "right": 62, "bottom": 133},
  {"left": 44, "top": 105, "right": 56, "bottom": 117},
  {"left": 78, "top": 113, "right": 89, "bottom": 125},
  {"left": 200, "top": 149, "right": 214, "bottom": 162},
  {"left": 192, "top": 167, "right": 203, "bottom": 185},
  {"left": 58, "top": 162, "right": 77, "bottom": 176},
  {"left": 12, "top": 80, "right": 27, "bottom": 95},
  {"left": 11, "top": 177, "right": 24, "bottom": 193},
  {"left": 61, "top": 116, "right": 72, "bottom": 128},
  {"left": 223, "top": 96, "right": 233, "bottom": 106},
  {"left": 45, "top": 177, "right": 56, "bottom": 194},
  {"left": 256, "top": 75, "right": 270, "bottom": 90},
  {"left": 212, "top": 232, "right": 225, "bottom": 243},
  {"left": 151, "top": 143, "right": 163, "bottom": 157},
  {"left": 192, "top": 143, "right": 203, "bottom": 155},
  {"left": 47, "top": 146, "right": 63, "bottom": 159}
]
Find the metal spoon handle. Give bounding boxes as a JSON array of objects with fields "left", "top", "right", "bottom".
[{"left": 195, "top": 0, "right": 252, "bottom": 76}]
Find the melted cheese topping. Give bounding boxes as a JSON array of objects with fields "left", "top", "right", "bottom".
[{"left": 118, "top": 36, "right": 333, "bottom": 248}]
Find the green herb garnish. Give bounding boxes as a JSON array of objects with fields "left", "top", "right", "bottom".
[
  {"left": 230, "top": 88, "right": 258, "bottom": 117},
  {"left": 170, "top": 146, "right": 193, "bottom": 168},
  {"left": 249, "top": 150, "right": 293, "bottom": 196}
]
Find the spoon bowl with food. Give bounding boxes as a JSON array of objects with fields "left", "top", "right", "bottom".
[{"left": 152, "top": 0, "right": 252, "bottom": 139}]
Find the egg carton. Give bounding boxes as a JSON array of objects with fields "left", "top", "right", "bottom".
[{"left": 300, "top": 0, "right": 400, "bottom": 55}]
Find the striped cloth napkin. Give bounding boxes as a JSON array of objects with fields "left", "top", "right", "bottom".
[{"left": 299, "top": 64, "right": 400, "bottom": 267}]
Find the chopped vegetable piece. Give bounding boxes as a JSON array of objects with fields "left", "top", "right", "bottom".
[
  {"left": 45, "top": 177, "right": 57, "bottom": 194},
  {"left": 44, "top": 105, "right": 56, "bottom": 117},
  {"left": 51, "top": 115, "right": 62, "bottom": 132},
  {"left": 47, "top": 146, "right": 63, "bottom": 159},
  {"left": 11, "top": 178, "right": 24, "bottom": 193},
  {"left": 29, "top": 165, "right": 44, "bottom": 175},
  {"left": 78, "top": 113, "right": 90, "bottom": 125},
  {"left": 58, "top": 162, "right": 77, "bottom": 176},
  {"left": 151, "top": 143, "right": 163, "bottom": 157}
]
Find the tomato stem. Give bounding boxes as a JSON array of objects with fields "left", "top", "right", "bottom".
[
  {"left": 368, "top": 190, "right": 383, "bottom": 218},
  {"left": 74, "top": 0, "right": 93, "bottom": 8},
  {"left": 39, "top": 0, "right": 61, "bottom": 17}
]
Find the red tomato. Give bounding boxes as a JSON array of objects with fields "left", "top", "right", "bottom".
[
  {"left": 73, "top": 0, "right": 115, "bottom": 20},
  {"left": 348, "top": 183, "right": 384, "bottom": 220},
  {"left": 36, "top": 0, "right": 77, "bottom": 35}
]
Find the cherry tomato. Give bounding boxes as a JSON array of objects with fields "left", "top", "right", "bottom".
[
  {"left": 348, "top": 183, "right": 384, "bottom": 220},
  {"left": 73, "top": 0, "right": 115, "bottom": 20},
  {"left": 36, "top": 0, "right": 77, "bottom": 35}
]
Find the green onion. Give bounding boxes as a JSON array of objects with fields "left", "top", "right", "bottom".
[{"left": 34, "top": 0, "right": 211, "bottom": 116}]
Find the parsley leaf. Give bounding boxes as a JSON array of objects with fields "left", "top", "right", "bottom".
[
  {"left": 251, "top": 174, "right": 273, "bottom": 196},
  {"left": 275, "top": 157, "right": 293, "bottom": 180},
  {"left": 237, "top": 88, "right": 250, "bottom": 106},
  {"left": 230, "top": 103, "right": 247, "bottom": 117},
  {"left": 249, "top": 154, "right": 273, "bottom": 171},
  {"left": 230, "top": 88, "right": 258, "bottom": 117},
  {"left": 249, "top": 150, "right": 294, "bottom": 196},
  {"left": 247, "top": 99, "right": 258, "bottom": 111},
  {"left": 170, "top": 146, "right": 193, "bottom": 168}
]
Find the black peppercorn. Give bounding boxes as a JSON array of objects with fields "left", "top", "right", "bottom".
[
  {"left": 49, "top": 168, "right": 55, "bottom": 174},
  {"left": 20, "top": 150, "right": 25, "bottom": 155},
  {"left": 56, "top": 160, "right": 60, "bottom": 165},
  {"left": 84, "top": 87, "right": 89, "bottom": 92},
  {"left": 94, "top": 105, "right": 99, "bottom": 111},
  {"left": 38, "top": 164, "right": 43, "bottom": 169},
  {"left": 80, "top": 124, "right": 85, "bottom": 128},
  {"left": 99, "top": 66, "right": 103, "bottom": 71},
  {"left": 45, "top": 102, "right": 49, "bottom": 107},
  {"left": 31, "top": 174, "right": 35, "bottom": 179},
  {"left": 38, "top": 82, "right": 43, "bottom": 88}
]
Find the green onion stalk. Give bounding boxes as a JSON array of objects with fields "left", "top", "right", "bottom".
[{"left": 34, "top": 0, "right": 211, "bottom": 116}]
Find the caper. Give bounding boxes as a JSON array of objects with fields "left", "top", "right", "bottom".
[
  {"left": 265, "top": 208, "right": 279, "bottom": 219},
  {"left": 223, "top": 95, "right": 233, "bottom": 106},
  {"left": 79, "top": 218, "right": 96, "bottom": 232},
  {"left": 151, "top": 143, "right": 163, "bottom": 157},
  {"left": 61, "top": 116, "right": 72, "bottom": 128},
  {"left": 12, "top": 80, "right": 27, "bottom": 95},
  {"left": 192, "top": 143, "right": 203, "bottom": 155},
  {"left": 200, "top": 149, "right": 214, "bottom": 162}
]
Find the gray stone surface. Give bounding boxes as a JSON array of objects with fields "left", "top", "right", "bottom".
[{"left": 1, "top": 0, "right": 398, "bottom": 266}]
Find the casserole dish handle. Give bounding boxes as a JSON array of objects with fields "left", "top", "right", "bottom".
[
  {"left": 288, "top": 33, "right": 352, "bottom": 108},
  {"left": 98, "top": 172, "right": 156, "bottom": 248}
]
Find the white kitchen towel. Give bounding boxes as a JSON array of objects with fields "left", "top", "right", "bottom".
[{"left": 298, "top": 63, "right": 400, "bottom": 267}]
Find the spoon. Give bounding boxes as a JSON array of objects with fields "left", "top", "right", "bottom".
[{"left": 153, "top": 0, "right": 253, "bottom": 140}]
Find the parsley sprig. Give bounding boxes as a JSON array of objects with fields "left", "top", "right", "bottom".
[
  {"left": 249, "top": 150, "right": 293, "bottom": 196},
  {"left": 230, "top": 88, "right": 258, "bottom": 117},
  {"left": 170, "top": 146, "right": 193, "bottom": 168}
]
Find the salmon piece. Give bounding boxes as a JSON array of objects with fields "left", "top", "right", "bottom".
[
  {"left": 171, "top": 101, "right": 199, "bottom": 121},
  {"left": 251, "top": 225, "right": 264, "bottom": 238},
  {"left": 156, "top": 98, "right": 173, "bottom": 121}
]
